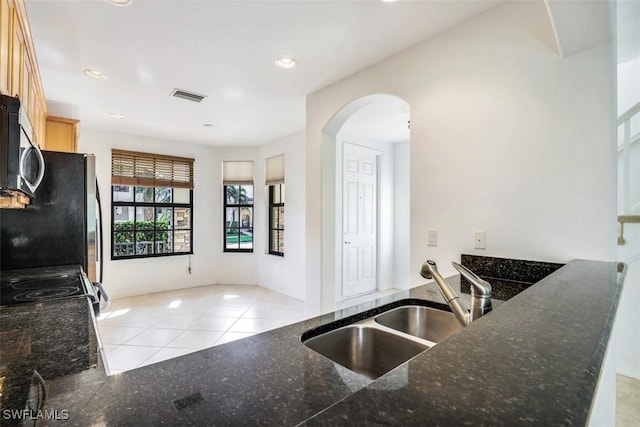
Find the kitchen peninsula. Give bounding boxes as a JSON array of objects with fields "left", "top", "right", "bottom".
[{"left": 1, "top": 260, "right": 625, "bottom": 426}]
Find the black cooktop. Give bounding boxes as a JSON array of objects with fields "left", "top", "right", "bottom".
[{"left": 0, "top": 265, "right": 90, "bottom": 306}]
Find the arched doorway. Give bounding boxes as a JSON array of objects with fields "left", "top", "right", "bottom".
[{"left": 321, "top": 94, "right": 411, "bottom": 309}]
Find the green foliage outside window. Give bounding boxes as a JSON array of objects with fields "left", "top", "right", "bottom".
[{"left": 114, "top": 221, "right": 169, "bottom": 243}]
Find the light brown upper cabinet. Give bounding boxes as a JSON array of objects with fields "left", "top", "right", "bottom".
[
  {"left": 45, "top": 116, "right": 79, "bottom": 153},
  {"left": 0, "top": 0, "right": 47, "bottom": 147},
  {"left": 1, "top": 0, "right": 47, "bottom": 207},
  {"left": 0, "top": 0, "right": 11, "bottom": 95}
]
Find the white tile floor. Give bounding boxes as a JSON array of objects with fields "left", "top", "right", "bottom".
[
  {"left": 617, "top": 374, "right": 640, "bottom": 427},
  {"left": 97, "top": 284, "right": 306, "bottom": 374}
]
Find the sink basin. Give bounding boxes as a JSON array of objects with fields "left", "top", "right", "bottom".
[
  {"left": 374, "top": 305, "right": 462, "bottom": 343},
  {"left": 302, "top": 303, "right": 463, "bottom": 380},
  {"left": 303, "top": 325, "right": 429, "bottom": 380}
]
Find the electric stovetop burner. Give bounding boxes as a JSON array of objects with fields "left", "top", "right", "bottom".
[
  {"left": 13, "top": 283, "right": 83, "bottom": 302},
  {"left": 0, "top": 265, "right": 91, "bottom": 307}
]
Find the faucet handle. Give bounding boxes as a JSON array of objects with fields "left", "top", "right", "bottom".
[
  {"left": 420, "top": 259, "right": 439, "bottom": 279},
  {"left": 451, "top": 262, "right": 492, "bottom": 297}
]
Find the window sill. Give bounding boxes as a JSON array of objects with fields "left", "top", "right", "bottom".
[{"left": 111, "top": 252, "right": 193, "bottom": 261}]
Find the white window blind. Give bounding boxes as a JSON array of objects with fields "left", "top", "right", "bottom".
[
  {"left": 265, "top": 154, "right": 285, "bottom": 185},
  {"left": 223, "top": 160, "right": 254, "bottom": 184},
  {"left": 111, "top": 149, "right": 194, "bottom": 189}
]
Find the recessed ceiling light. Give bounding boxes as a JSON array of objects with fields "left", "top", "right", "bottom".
[
  {"left": 275, "top": 57, "right": 297, "bottom": 69},
  {"left": 105, "top": 0, "right": 132, "bottom": 6},
  {"left": 83, "top": 69, "right": 108, "bottom": 80},
  {"left": 109, "top": 112, "right": 125, "bottom": 119}
]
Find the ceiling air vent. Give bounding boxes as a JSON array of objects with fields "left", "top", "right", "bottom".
[{"left": 170, "top": 89, "right": 207, "bottom": 103}]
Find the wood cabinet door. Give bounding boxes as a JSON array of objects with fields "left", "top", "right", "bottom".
[
  {"left": 0, "top": 0, "right": 11, "bottom": 94},
  {"left": 22, "top": 48, "right": 32, "bottom": 118},
  {"left": 31, "top": 93, "right": 43, "bottom": 146},
  {"left": 9, "top": 6, "right": 23, "bottom": 98},
  {"left": 46, "top": 118, "right": 79, "bottom": 153}
]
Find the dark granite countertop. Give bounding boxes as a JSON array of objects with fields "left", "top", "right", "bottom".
[
  {"left": 460, "top": 254, "right": 564, "bottom": 300},
  {"left": 0, "top": 297, "right": 98, "bottom": 423},
  {"left": 7, "top": 259, "right": 625, "bottom": 426},
  {"left": 305, "top": 260, "right": 624, "bottom": 426}
]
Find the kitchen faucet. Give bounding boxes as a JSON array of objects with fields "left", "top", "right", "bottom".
[{"left": 420, "top": 260, "right": 492, "bottom": 327}]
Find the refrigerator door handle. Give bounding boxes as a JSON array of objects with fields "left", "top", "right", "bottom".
[
  {"left": 96, "top": 179, "right": 104, "bottom": 283},
  {"left": 94, "top": 281, "right": 111, "bottom": 310},
  {"left": 19, "top": 132, "right": 45, "bottom": 193}
]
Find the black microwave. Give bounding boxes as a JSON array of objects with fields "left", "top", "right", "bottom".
[{"left": 0, "top": 94, "right": 45, "bottom": 198}]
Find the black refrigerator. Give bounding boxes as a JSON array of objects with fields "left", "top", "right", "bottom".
[
  {"left": 1, "top": 151, "right": 97, "bottom": 276},
  {"left": 0, "top": 150, "right": 107, "bottom": 311}
]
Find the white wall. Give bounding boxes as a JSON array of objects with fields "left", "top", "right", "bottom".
[
  {"left": 587, "top": 335, "right": 618, "bottom": 427},
  {"left": 80, "top": 127, "right": 306, "bottom": 300},
  {"left": 615, "top": 0, "right": 640, "bottom": 381},
  {"left": 616, "top": 225, "right": 640, "bottom": 379},
  {"left": 393, "top": 141, "right": 410, "bottom": 289},
  {"left": 256, "top": 131, "right": 306, "bottom": 300},
  {"left": 306, "top": 1, "right": 615, "bottom": 314},
  {"left": 616, "top": 57, "right": 640, "bottom": 215},
  {"left": 215, "top": 146, "right": 260, "bottom": 286},
  {"left": 80, "top": 128, "right": 221, "bottom": 298},
  {"left": 617, "top": 58, "right": 640, "bottom": 115}
]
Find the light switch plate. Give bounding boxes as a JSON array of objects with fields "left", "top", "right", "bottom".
[{"left": 474, "top": 231, "right": 486, "bottom": 249}]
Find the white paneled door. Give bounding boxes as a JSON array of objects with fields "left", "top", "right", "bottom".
[{"left": 343, "top": 144, "right": 378, "bottom": 298}]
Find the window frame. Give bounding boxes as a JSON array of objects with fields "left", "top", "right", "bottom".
[
  {"left": 223, "top": 184, "right": 254, "bottom": 253},
  {"left": 111, "top": 149, "right": 194, "bottom": 260},
  {"left": 111, "top": 186, "right": 194, "bottom": 260},
  {"left": 268, "top": 184, "right": 284, "bottom": 257}
]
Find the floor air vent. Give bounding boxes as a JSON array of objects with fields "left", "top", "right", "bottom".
[
  {"left": 170, "top": 88, "right": 207, "bottom": 103},
  {"left": 172, "top": 392, "right": 204, "bottom": 411}
]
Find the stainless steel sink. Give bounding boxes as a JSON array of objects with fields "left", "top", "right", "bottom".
[
  {"left": 303, "top": 324, "right": 429, "bottom": 380},
  {"left": 301, "top": 303, "right": 464, "bottom": 380},
  {"left": 374, "top": 305, "right": 463, "bottom": 343}
]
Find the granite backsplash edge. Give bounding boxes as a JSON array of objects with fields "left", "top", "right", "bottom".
[{"left": 460, "top": 254, "right": 564, "bottom": 300}]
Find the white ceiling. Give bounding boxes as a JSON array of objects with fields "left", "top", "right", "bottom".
[
  {"left": 544, "top": 0, "right": 611, "bottom": 58},
  {"left": 26, "top": 0, "right": 502, "bottom": 147}
]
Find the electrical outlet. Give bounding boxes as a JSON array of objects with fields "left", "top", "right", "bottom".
[
  {"left": 427, "top": 229, "right": 438, "bottom": 247},
  {"left": 474, "top": 231, "right": 486, "bottom": 249}
]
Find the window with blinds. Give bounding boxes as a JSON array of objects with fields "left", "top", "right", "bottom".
[
  {"left": 111, "top": 149, "right": 194, "bottom": 260},
  {"left": 222, "top": 160, "right": 254, "bottom": 252},
  {"left": 266, "top": 155, "right": 285, "bottom": 256},
  {"left": 112, "top": 149, "right": 194, "bottom": 189},
  {"left": 265, "top": 154, "right": 284, "bottom": 185},
  {"left": 268, "top": 184, "right": 284, "bottom": 256}
]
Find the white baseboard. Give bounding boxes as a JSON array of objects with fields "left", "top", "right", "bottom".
[{"left": 616, "top": 368, "right": 640, "bottom": 380}]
